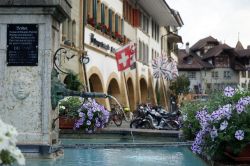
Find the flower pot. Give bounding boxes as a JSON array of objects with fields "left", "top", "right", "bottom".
[
  {"left": 59, "top": 117, "right": 76, "bottom": 129},
  {"left": 224, "top": 144, "right": 250, "bottom": 162}
]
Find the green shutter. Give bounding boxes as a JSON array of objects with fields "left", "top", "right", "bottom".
[
  {"left": 93, "top": 0, "right": 97, "bottom": 23},
  {"left": 121, "top": 19, "right": 124, "bottom": 35},
  {"left": 101, "top": 4, "right": 105, "bottom": 24},
  {"left": 115, "top": 14, "right": 118, "bottom": 33},
  {"left": 109, "top": 9, "right": 112, "bottom": 31}
]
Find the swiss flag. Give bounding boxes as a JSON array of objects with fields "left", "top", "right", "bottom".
[{"left": 115, "top": 42, "right": 136, "bottom": 71}]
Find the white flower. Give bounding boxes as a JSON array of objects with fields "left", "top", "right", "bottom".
[
  {"left": 59, "top": 105, "right": 66, "bottom": 110},
  {"left": 0, "top": 118, "right": 25, "bottom": 165}
]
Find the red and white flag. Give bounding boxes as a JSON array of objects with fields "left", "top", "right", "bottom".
[{"left": 115, "top": 42, "right": 136, "bottom": 71}]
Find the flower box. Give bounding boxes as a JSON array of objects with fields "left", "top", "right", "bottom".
[
  {"left": 224, "top": 144, "right": 250, "bottom": 162},
  {"left": 59, "top": 117, "right": 76, "bottom": 129}
]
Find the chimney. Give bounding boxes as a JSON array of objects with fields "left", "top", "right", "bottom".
[
  {"left": 185, "top": 42, "right": 190, "bottom": 54},
  {"left": 247, "top": 45, "right": 250, "bottom": 49}
]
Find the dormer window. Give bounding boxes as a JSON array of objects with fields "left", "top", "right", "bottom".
[{"left": 187, "top": 57, "right": 192, "bottom": 64}]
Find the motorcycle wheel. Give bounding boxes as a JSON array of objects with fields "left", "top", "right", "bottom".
[
  {"left": 140, "top": 121, "right": 152, "bottom": 129},
  {"left": 130, "top": 119, "right": 152, "bottom": 129},
  {"left": 166, "top": 121, "right": 179, "bottom": 130},
  {"left": 113, "top": 114, "right": 122, "bottom": 127},
  {"left": 130, "top": 119, "right": 140, "bottom": 128}
]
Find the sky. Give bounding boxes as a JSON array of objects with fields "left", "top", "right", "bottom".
[{"left": 166, "top": 0, "right": 250, "bottom": 49}]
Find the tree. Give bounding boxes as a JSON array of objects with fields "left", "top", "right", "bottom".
[{"left": 169, "top": 74, "right": 190, "bottom": 96}]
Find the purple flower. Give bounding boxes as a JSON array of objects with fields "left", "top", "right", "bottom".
[
  {"left": 210, "top": 111, "right": 221, "bottom": 121},
  {"left": 220, "top": 121, "right": 228, "bottom": 131},
  {"left": 235, "top": 130, "right": 244, "bottom": 141},
  {"left": 87, "top": 110, "right": 93, "bottom": 120},
  {"left": 191, "top": 130, "right": 205, "bottom": 154},
  {"left": 224, "top": 86, "right": 235, "bottom": 97},
  {"left": 79, "top": 112, "right": 85, "bottom": 117},
  {"left": 74, "top": 117, "right": 84, "bottom": 129},
  {"left": 236, "top": 102, "right": 245, "bottom": 114},
  {"left": 86, "top": 120, "right": 91, "bottom": 126},
  {"left": 210, "top": 126, "right": 218, "bottom": 141}
]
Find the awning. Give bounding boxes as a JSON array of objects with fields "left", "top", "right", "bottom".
[
  {"left": 137, "top": 0, "right": 179, "bottom": 27},
  {"left": 167, "top": 33, "right": 183, "bottom": 43}
]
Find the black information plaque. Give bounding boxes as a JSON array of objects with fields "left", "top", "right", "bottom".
[{"left": 7, "top": 24, "right": 38, "bottom": 66}]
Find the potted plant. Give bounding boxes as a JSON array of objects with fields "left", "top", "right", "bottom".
[
  {"left": 190, "top": 86, "right": 250, "bottom": 162},
  {"left": 58, "top": 96, "right": 83, "bottom": 129},
  {"left": 0, "top": 118, "right": 25, "bottom": 165},
  {"left": 74, "top": 98, "right": 110, "bottom": 133}
]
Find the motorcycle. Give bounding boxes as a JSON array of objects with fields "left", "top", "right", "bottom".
[
  {"left": 130, "top": 104, "right": 181, "bottom": 130},
  {"left": 130, "top": 104, "right": 153, "bottom": 129}
]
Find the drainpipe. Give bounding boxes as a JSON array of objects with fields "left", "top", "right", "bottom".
[{"left": 82, "top": 0, "right": 90, "bottom": 92}]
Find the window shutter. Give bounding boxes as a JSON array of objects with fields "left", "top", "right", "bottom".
[{"left": 133, "top": 9, "right": 140, "bottom": 27}]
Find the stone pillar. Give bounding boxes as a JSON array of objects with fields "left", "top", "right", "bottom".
[{"left": 0, "top": 0, "right": 71, "bottom": 157}]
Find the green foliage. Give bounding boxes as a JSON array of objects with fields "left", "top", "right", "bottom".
[
  {"left": 180, "top": 100, "right": 206, "bottom": 140},
  {"left": 59, "top": 96, "right": 83, "bottom": 118},
  {"left": 64, "top": 72, "right": 82, "bottom": 91},
  {"left": 169, "top": 75, "right": 190, "bottom": 96},
  {"left": 0, "top": 150, "right": 15, "bottom": 165}
]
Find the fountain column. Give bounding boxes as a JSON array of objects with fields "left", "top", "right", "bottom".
[{"left": 0, "top": 0, "right": 71, "bottom": 157}]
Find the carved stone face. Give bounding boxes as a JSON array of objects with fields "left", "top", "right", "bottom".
[{"left": 12, "top": 78, "right": 31, "bottom": 100}]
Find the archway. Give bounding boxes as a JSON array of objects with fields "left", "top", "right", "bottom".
[
  {"left": 140, "top": 78, "right": 148, "bottom": 104},
  {"left": 127, "top": 78, "right": 135, "bottom": 112},
  {"left": 89, "top": 73, "right": 106, "bottom": 106},
  {"left": 107, "top": 78, "right": 121, "bottom": 107}
]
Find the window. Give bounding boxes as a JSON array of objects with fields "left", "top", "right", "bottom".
[
  {"left": 139, "top": 40, "right": 142, "bottom": 61},
  {"left": 212, "top": 71, "right": 219, "bottom": 79},
  {"left": 187, "top": 57, "right": 192, "bottom": 64},
  {"left": 248, "top": 71, "right": 250, "bottom": 78},
  {"left": 188, "top": 72, "right": 196, "bottom": 79},
  {"left": 138, "top": 40, "right": 149, "bottom": 64},
  {"left": 242, "top": 71, "right": 246, "bottom": 78},
  {"left": 151, "top": 20, "right": 159, "bottom": 41},
  {"left": 62, "top": 19, "right": 76, "bottom": 47},
  {"left": 140, "top": 13, "right": 149, "bottom": 33},
  {"left": 248, "top": 82, "right": 250, "bottom": 90},
  {"left": 224, "top": 71, "right": 231, "bottom": 79},
  {"left": 123, "top": 1, "right": 140, "bottom": 26},
  {"left": 242, "top": 83, "right": 246, "bottom": 89},
  {"left": 143, "top": 43, "right": 145, "bottom": 62}
]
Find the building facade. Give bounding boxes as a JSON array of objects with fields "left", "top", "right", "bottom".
[
  {"left": 59, "top": 0, "right": 183, "bottom": 111},
  {"left": 178, "top": 36, "right": 250, "bottom": 94}
]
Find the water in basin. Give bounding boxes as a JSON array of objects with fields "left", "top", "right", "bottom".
[{"left": 21, "top": 146, "right": 207, "bottom": 166}]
